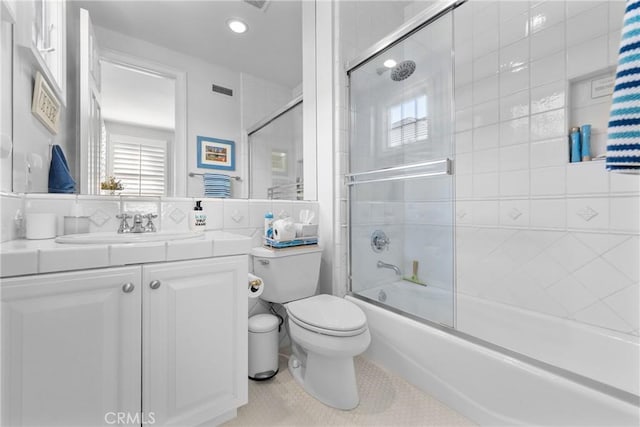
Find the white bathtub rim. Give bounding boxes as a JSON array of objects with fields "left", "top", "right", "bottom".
[
  {"left": 350, "top": 295, "right": 640, "bottom": 426},
  {"left": 352, "top": 280, "right": 639, "bottom": 396},
  {"left": 348, "top": 293, "right": 640, "bottom": 408}
]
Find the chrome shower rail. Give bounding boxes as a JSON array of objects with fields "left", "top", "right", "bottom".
[
  {"left": 345, "top": 0, "right": 465, "bottom": 73},
  {"left": 345, "top": 158, "right": 451, "bottom": 186}
]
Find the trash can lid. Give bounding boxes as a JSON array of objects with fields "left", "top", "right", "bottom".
[{"left": 249, "top": 314, "right": 279, "bottom": 333}]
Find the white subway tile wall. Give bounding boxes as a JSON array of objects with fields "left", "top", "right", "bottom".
[{"left": 454, "top": 0, "right": 639, "bottom": 336}]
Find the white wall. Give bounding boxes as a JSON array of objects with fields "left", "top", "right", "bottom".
[
  {"left": 1, "top": 18, "right": 13, "bottom": 193},
  {"left": 11, "top": 42, "right": 75, "bottom": 194}
]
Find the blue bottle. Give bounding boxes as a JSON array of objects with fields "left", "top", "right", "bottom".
[
  {"left": 570, "top": 127, "right": 581, "bottom": 163},
  {"left": 264, "top": 212, "right": 274, "bottom": 238},
  {"left": 581, "top": 124, "right": 592, "bottom": 161}
]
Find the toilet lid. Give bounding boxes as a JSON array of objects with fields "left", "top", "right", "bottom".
[{"left": 286, "top": 295, "right": 367, "bottom": 335}]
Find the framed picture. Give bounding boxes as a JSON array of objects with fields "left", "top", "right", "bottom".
[
  {"left": 31, "top": 71, "right": 60, "bottom": 134},
  {"left": 197, "top": 136, "right": 235, "bottom": 171}
]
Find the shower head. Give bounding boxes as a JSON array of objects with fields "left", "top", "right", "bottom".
[{"left": 390, "top": 60, "right": 416, "bottom": 81}]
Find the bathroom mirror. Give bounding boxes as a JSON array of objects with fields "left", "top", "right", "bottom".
[{"left": 10, "top": 0, "right": 315, "bottom": 199}]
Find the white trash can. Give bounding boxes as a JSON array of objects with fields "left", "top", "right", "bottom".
[{"left": 248, "top": 314, "right": 280, "bottom": 380}]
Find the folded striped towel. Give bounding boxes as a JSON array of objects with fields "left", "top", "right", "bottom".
[
  {"left": 203, "top": 173, "right": 231, "bottom": 198},
  {"left": 607, "top": 0, "right": 640, "bottom": 174}
]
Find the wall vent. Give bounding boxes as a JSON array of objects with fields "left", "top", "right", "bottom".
[
  {"left": 212, "top": 84, "right": 233, "bottom": 97},
  {"left": 243, "top": 0, "right": 270, "bottom": 11}
]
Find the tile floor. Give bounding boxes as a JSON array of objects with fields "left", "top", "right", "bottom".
[{"left": 225, "top": 354, "right": 475, "bottom": 426}]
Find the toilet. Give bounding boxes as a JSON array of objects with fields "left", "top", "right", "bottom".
[{"left": 251, "top": 245, "right": 370, "bottom": 410}]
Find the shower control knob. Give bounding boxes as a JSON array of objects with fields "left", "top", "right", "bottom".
[
  {"left": 371, "top": 230, "right": 390, "bottom": 252},
  {"left": 149, "top": 280, "right": 161, "bottom": 290}
]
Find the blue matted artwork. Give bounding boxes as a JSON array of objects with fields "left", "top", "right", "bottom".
[{"left": 196, "top": 136, "right": 235, "bottom": 171}]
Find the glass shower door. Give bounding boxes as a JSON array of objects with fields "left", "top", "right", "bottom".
[{"left": 348, "top": 11, "right": 455, "bottom": 327}]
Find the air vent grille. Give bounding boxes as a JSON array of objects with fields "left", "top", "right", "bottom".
[{"left": 212, "top": 84, "right": 233, "bottom": 97}]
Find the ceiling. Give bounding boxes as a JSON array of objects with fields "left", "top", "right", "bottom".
[{"left": 72, "top": 0, "right": 303, "bottom": 89}]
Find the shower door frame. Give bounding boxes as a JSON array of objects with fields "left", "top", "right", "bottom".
[
  {"left": 345, "top": 0, "right": 464, "bottom": 328},
  {"left": 247, "top": 95, "right": 303, "bottom": 199}
]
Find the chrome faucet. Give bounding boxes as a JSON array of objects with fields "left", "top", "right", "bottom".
[
  {"left": 377, "top": 260, "right": 401, "bottom": 275},
  {"left": 116, "top": 212, "right": 157, "bottom": 234},
  {"left": 143, "top": 214, "right": 158, "bottom": 232},
  {"left": 130, "top": 214, "right": 145, "bottom": 233},
  {"left": 116, "top": 213, "right": 132, "bottom": 233}
]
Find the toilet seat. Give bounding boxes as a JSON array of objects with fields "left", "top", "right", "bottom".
[{"left": 286, "top": 294, "right": 368, "bottom": 337}]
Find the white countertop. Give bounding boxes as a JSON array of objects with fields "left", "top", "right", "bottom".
[{"left": 0, "top": 231, "right": 252, "bottom": 277}]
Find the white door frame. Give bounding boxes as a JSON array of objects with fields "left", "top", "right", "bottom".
[{"left": 99, "top": 48, "right": 187, "bottom": 197}]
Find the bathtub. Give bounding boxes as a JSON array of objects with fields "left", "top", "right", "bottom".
[{"left": 348, "top": 288, "right": 640, "bottom": 426}]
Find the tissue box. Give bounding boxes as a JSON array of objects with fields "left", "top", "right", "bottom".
[{"left": 294, "top": 223, "right": 318, "bottom": 238}]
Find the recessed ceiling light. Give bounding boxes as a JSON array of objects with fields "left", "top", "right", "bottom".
[
  {"left": 227, "top": 18, "right": 248, "bottom": 34},
  {"left": 383, "top": 59, "right": 397, "bottom": 68}
]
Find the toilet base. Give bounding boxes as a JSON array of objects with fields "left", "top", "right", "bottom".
[{"left": 288, "top": 352, "right": 360, "bottom": 410}]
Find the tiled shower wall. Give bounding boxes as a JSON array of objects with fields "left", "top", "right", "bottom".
[
  {"left": 336, "top": 0, "right": 639, "bottom": 336},
  {"left": 453, "top": 0, "right": 639, "bottom": 337}
]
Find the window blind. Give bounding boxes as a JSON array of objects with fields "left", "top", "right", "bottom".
[{"left": 109, "top": 136, "right": 166, "bottom": 196}]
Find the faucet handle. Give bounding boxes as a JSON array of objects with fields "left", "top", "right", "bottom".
[
  {"left": 144, "top": 213, "right": 158, "bottom": 232},
  {"left": 116, "top": 213, "right": 132, "bottom": 233}
]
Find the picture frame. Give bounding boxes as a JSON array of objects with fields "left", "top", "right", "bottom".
[
  {"left": 31, "top": 71, "right": 60, "bottom": 134},
  {"left": 197, "top": 136, "right": 235, "bottom": 171}
]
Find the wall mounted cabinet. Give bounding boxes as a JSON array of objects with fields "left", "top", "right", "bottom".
[
  {"left": 1, "top": 256, "right": 248, "bottom": 426},
  {"left": 15, "top": 0, "right": 66, "bottom": 105}
]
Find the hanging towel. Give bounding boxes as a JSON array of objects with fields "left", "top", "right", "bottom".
[
  {"left": 203, "top": 173, "right": 231, "bottom": 198},
  {"left": 606, "top": 0, "right": 640, "bottom": 174},
  {"left": 48, "top": 144, "right": 76, "bottom": 193}
]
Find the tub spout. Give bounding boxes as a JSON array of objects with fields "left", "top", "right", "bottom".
[{"left": 377, "top": 260, "right": 401, "bottom": 275}]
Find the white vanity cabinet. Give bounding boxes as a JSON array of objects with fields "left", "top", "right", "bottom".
[
  {"left": 1, "top": 255, "right": 248, "bottom": 427},
  {"left": 1, "top": 266, "right": 142, "bottom": 426},
  {"left": 143, "top": 256, "right": 248, "bottom": 426}
]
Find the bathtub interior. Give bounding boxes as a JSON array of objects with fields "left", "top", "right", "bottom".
[{"left": 357, "top": 281, "right": 453, "bottom": 326}]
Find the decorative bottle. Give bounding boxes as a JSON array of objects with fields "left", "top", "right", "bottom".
[
  {"left": 189, "top": 200, "right": 206, "bottom": 231},
  {"left": 570, "top": 127, "right": 581, "bottom": 163}
]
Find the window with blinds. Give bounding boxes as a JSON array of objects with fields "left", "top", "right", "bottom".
[
  {"left": 388, "top": 95, "right": 428, "bottom": 148},
  {"left": 108, "top": 135, "right": 167, "bottom": 196}
]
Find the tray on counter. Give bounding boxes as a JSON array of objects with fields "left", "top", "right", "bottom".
[{"left": 263, "top": 236, "right": 318, "bottom": 249}]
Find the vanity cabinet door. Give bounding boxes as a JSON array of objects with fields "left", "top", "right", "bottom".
[
  {"left": 142, "top": 256, "right": 248, "bottom": 426},
  {"left": 1, "top": 266, "right": 142, "bottom": 426}
]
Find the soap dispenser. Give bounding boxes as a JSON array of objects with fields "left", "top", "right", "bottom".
[{"left": 189, "top": 200, "right": 206, "bottom": 231}]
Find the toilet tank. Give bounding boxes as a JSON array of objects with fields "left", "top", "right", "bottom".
[{"left": 251, "top": 246, "right": 323, "bottom": 304}]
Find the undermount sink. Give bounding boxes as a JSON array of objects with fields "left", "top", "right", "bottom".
[{"left": 55, "top": 230, "right": 205, "bottom": 244}]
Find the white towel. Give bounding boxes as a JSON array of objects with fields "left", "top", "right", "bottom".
[{"left": 607, "top": 0, "right": 640, "bottom": 174}]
